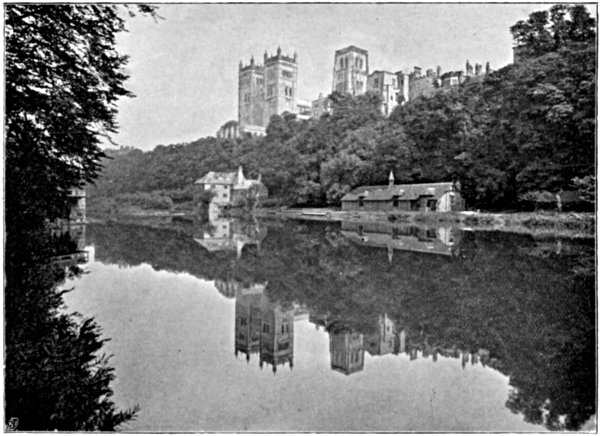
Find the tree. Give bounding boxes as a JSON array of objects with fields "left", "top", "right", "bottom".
[{"left": 5, "top": 5, "right": 156, "bottom": 230}]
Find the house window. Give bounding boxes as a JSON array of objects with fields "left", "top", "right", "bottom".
[
  {"left": 373, "top": 78, "right": 379, "bottom": 87},
  {"left": 263, "top": 323, "right": 270, "bottom": 333},
  {"left": 393, "top": 196, "right": 399, "bottom": 207},
  {"left": 281, "top": 325, "right": 285, "bottom": 334},
  {"left": 240, "top": 317, "right": 247, "bottom": 326},
  {"left": 358, "top": 197, "right": 364, "bottom": 208},
  {"left": 282, "top": 69, "right": 293, "bottom": 78},
  {"left": 267, "top": 85, "right": 274, "bottom": 97},
  {"left": 359, "top": 59, "right": 363, "bottom": 69},
  {"left": 256, "top": 78, "right": 263, "bottom": 87}
]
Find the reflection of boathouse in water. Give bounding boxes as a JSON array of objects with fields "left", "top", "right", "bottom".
[
  {"left": 340, "top": 221, "right": 461, "bottom": 257},
  {"left": 194, "top": 218, "right": 266, "bottom": 258},
  {"left": 233, "top": 283, "right": 294, "bottom": 373}
]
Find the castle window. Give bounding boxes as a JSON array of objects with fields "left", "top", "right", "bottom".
[
  {"left": 267, "top": 85, "right": 274, "bottom": 97},
  {"left": 282, "top": 69, "right": 292, "bottom": 78},
  {"left": 360, "top": 59, "right": 363, "bottom": 69},
  {"left": 256, "top": 79, "right": 263, "bottom": 87}
]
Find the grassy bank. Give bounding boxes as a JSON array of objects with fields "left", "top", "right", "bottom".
[{"left": 254, "top": 207, "right": 595, "bottom": 238}]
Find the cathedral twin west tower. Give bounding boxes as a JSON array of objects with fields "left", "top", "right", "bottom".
[
  {"left": 238, "top": 47, "right": 298, "bottom": 136},
  {"left": 222, "top": 45, "right": 491, "bottom": 138}
]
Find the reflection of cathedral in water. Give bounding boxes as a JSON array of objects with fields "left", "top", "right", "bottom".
[
  {"left": 232, "top": 282, "right": 294, "bottom": 373},
  {"left": 340, "top": 221, "right": 461, "bottom": 258},
  {"left": 312, "top": 311, "right": 491, "bottom": 376},
  {"left": 194, "top": 217, "right": 267, "bottom": 258}
]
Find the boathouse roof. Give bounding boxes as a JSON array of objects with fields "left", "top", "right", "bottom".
[{"left": 341, "top": 182, "right": 456, "bottom": 202}]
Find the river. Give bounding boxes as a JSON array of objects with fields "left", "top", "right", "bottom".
[{"left": 58, "top": 218, "right": 595, "bottom": 432}]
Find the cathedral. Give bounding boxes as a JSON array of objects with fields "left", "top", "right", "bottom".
[{"left": 238, "top": 47, "right": 303, "bottom": 136}]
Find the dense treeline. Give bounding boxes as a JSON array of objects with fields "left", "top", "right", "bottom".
[{"left": 90, "top": 5, "right": 595, "bottom": 211}]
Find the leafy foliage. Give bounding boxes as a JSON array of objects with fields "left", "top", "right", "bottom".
[
  {"left": 5, "top": 230, "right": 140, "bottom": 430},
  {"left": 5, "top": 4, "right": 156, "bottom": 429},
  {"left": 91, "top": 5, "right": 595, "bottom": 212}
]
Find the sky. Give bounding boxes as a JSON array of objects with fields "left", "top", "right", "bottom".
[{"left": 111, "top": 3, "right": 587, "bottom": 151}]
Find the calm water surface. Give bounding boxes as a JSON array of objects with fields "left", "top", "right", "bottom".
[{"left": 62, "top": 219, "right": 595, "bottom": 432}]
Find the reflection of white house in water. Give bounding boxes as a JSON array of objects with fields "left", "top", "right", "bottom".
[
  {"left": 340, "top": 221, "right": 461, "bottom": 258},
  {"left": 194, "top": 218, "right": 266, "bottom": 258},
  {"left": 233, "top": 283, "right": 294, "bottom": 373}
]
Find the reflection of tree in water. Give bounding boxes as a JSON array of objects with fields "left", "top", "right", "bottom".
[
  {"left": 87, "top": 220, "right": 595, "bottom": 431},
  {"left": 5, "top": 230, "right": 138, "bottom": 430}
]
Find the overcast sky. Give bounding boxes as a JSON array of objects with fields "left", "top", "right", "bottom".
[{"left": 111, "top": 3, "right": 587, "bottom": 151}]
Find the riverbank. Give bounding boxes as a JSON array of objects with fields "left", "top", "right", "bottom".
[
  {"left": 87, "top": 206, "right": 595, "bottom": 239},
  {"left": 253, "top": 207, "right": 595, "bottom": 238}
]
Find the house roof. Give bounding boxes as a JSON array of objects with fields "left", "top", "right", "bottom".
[
  {"left": 194, "top": 171, "right": 238, "bottom": 185},
  {"left": 341, "top": 182, "right": 457, "bottom": 202}
]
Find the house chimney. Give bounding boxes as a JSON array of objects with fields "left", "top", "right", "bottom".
[
  {"left": 485, "top": 61, "right": 491, "bottom": 74},
  {"left": 388, "top": 170, "right": 395, "bottom": 188},
  {"left": 250, "top": 56, "right": 254, "bottom": 66},
  {"left": 413, "top": 66, "right": 422, "bottom": 78},
  {"left": 436, "top": 65, "right": 442, "bottom": 77},
  {"left": 426, "top": 69, "right": 433, "bottom": 77},
  {"left": 238, "top": 165, "right": 245, "bottom": 184},
  {"left": 475, "top": 63, "right": 482, "bottom": 75}
]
